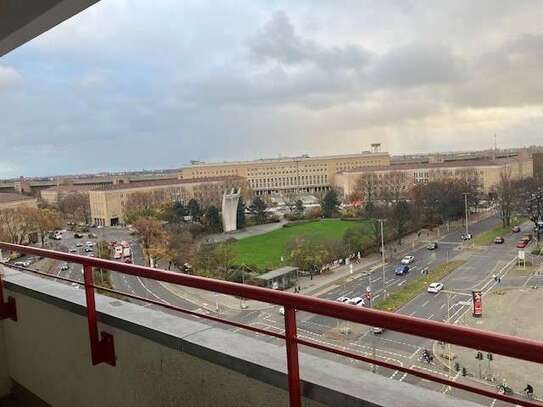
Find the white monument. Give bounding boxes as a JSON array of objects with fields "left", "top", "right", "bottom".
[{"left": 222, "top": 188, "right": 240, "bottom": 233}]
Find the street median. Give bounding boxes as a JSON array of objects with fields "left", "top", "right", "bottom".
[{"left": 374, "top": 260, "right": 466, "bottom": 312}]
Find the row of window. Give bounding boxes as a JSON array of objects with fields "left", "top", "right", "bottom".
[{"left": 250, "top": 175, "right": 328, "bottom": 188}]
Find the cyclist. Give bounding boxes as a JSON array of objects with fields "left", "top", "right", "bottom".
[{"left": 524, "top": 384, "right": 534, "bottom": 399}]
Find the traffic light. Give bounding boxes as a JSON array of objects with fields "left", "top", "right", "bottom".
[{"left": 475, "top": 352, "right": 483, "bottom": 360}]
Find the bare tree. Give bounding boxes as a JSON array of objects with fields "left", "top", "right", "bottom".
[{"left": 496, "top": 169, "right": 515, "bottom": 227}]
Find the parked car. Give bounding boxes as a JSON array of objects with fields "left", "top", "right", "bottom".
[
  {"left": 14, "top": 260, "right": 31, "bottom": 267},
  {"left": 60, "top": 263, "right": 70, "bottom": 271},
  {"left": 494, "top": 236, "right": 504, "bottom": 244},
  {"left": 76, "top": 242, "right": 83, "bottom": 247},
  {"left": 85, "top": 241, "right": 94, "bottom": 247},
  {"left": 84, "top": 247, "right": 93, "bottom": 253},
  {"left": 461, "top": 233, "right": 473, "bottom": 241},
  {"left": 372, "top": 327, "right": 384, "bottom": 334},
  {"left": 401, "top": 255, "right": 415, "bottom": 265},
  {"left": 516, "top": 240, "right": 528, "bottom": 248},
  {"left": 124, "top": 258, "right": 132, "bottom": 264},
  {"left": 69, "top": 247, "right": 77, "bottom": 253},
  {"left": 395, "top": 264, "right": 410, "bottom": 275},
  {"left": 74, "top": 233, "right": 84, "bottom": 238},
  {"left": 347, "top": 297, "right": 365, "bottom": 307},
  {"left": 427, "top": 282, "right": 444, "bottom": 293},
  {"left": 336, "top": 296, "right": 350, "bottom": 303},
  {"left": 427, "top": 242, "right": 438, "bottom": 250},
  {"left": 512, "top": 226, "right": 521, "bottom": 233}
]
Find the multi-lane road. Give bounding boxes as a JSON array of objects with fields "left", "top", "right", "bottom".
[{"left": 9, "top": 215, "right": 542, "bottom": 406}]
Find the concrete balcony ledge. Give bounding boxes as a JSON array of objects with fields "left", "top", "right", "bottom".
[{"left": 0, "top": 267, "right": 479, "bottom": 407}]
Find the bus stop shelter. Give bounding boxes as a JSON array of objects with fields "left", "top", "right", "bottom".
[{"left": 256, "top": 266, "right": 299, "bottom": 290}]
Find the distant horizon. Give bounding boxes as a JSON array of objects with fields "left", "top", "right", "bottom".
[{"left": 5, "top": 143, "right": 540, "bottom": 181}]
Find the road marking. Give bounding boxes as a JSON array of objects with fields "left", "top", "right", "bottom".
[
  {"left": 427, "top": 313, "right": 434, "bottom": 320},
  {"left": 421, "top": 300, "right": 430, "bottom": 307},
  {"left": 408, "top": 311, "right": 416, "bottom": 316},
  {"left": 398, "top": 280, "right": 407, "bottom": 286},
  {"left": 440, "top": 303, "right": 446, "bottom": 310}
]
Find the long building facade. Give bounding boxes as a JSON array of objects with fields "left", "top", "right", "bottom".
[
  {"left": 89, "top": 177, "right": 246, "bottom": 226},
  {"left": 178, "top": 150, "right": 390, "bottom": 195},
  {"left": 337, "top": 156, "right": 533, "bottom": 199}
]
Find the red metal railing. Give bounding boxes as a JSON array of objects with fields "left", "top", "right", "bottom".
[{"left": 1, "top": 242, "right": 542, "bottom": 406}]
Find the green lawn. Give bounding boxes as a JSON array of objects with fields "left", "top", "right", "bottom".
[
  {"left": 472, "top": 217, "right": 527, "bottom": 246},
  {"left": 231, "top": 219, "right": 372, "bottom": 270}
]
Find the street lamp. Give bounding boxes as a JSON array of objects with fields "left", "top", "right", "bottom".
[
  {"left": 463, "top": 192, "right": 469, "bottom": 237},
  {"left": 378, "top": 219, "right": 386, "bottom": 298}
]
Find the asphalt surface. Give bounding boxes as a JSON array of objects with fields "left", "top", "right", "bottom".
[{"left": 8, "top": 217, "right": 542, "bottom": 406}]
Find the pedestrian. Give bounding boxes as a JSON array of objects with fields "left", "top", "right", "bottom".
[
  {"left": 498, "top": 276, "right": 501, "bottom": 284},
  {"left": 492, "top": 274, "right": 497, "bottom": 282}
]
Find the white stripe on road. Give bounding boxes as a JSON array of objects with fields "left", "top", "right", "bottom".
[
  {"left": 421, "top": 300, "right": 430, "bottom": 307},
  {"left": 398, "top": 280, "right": 407, "bottom": 286},
  {"left": 427, "top": 313, "right": 434, "bottom": 320},
  {"left": 440, "top": 303, "right": 446, "bottom": 310}
]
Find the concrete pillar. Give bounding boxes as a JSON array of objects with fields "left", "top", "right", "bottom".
[{"left": 0, "top": 321, "right": 12, "bottom": 397}]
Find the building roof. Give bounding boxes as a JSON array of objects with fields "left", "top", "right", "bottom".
[
  {"left": 343, "top": 159, "right": 507, "bottom": 174},
  {"left": 0, "top": 193, "right": 35, "bottom": 203},
  {"left": 256, "top": 266, "right": 299, "bottom": 281},
  {"left": 41, "top": 184, "right": 97, "bottom": 193},
  {"left": 94, "top": 176, "right": 244, "bottom": 192},
  {"left": 182, "top": 152, "right": 390, "bottom": 169}
]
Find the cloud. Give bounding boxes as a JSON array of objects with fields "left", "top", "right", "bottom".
[{"left": 0, "top": 65, "right": 22, "bottom": 89}]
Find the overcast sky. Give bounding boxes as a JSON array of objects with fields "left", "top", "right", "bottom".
[{"left": 1, "top": 0, "right": 542, "bottom": 177}]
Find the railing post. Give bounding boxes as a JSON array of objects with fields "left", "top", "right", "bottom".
[
  {"left": 284, "top": 307, "right": 301, "bottom": 407},
  {"left": 0, "top": 272, "right": 16, "bottom": 321},
  {"left": 83, "top": 264, "right": 115, "bottom": 366}
]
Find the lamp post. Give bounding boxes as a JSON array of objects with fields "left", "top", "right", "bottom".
[
  {"left": 463, "top": 193, "right": 469, "bottom": 237},
  {"left": 378, "top": 219, "right": 386, "bottom": 298}
]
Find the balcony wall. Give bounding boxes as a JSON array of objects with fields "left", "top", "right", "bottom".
[{"left": 0, "top": 267, "right": 481, "bottom": 407}]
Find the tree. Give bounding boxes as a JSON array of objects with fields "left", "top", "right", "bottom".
[
  {"left": 94, "top": 240, "right": 113, "bottom": 288},
  {"left": 321, "top": 189, "right": 340, "bottom": 218},
  {"left": 163, "top": 201, "right": 188, "bottom": 224},
  {"left": 132, "top": 217, "right": 168, "bottom": 265},
  {"left": 343, "top": 227, "right": 366, "bottom": 255},
  {"left": 29, "top": 208, "right": 63, "bottom": 246},
  {"left": 496, "top": 170, "right": 515, "bottom": 227},
  {"left": 391, "top": 200, "right": 411, "bottom": 244},
  {"left": 58, "top": 193, "right": 91, "bottom": 224},
  {"left": 236, "top": 197, "right": 246, "bottom": 229},
  {"left": 192, "top": 242, "right": 236, "bottom": 279},
  {"left": 123, "top": 192, "right": 160, "bottom": 224},
  {"left": 167, "top": 229, "right": 195, "bottom": 271},
  {"left": 250, "top": 197, "right": 268, "bottom": 224},
  {"left": 295, "top": 199, "right": 305, "bottom": 216},
  {"left": 187, "top": 199, "right": 202, "bottom": 222},
  {"left": 204, "top": 205, "right": 222, "bottom": 233}
]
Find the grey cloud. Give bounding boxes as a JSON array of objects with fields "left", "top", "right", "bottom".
[
  {"left": 372, "top": 44, "right": 468, "bottom": 88},
  {"left": 246, "top": 10, "right": 371, "bottom": 71},
  {"left": 0, "top": 65, "right": 22, "bottom": 90}
]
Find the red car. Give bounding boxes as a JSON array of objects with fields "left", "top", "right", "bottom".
[{"left": 516, "top": 240, "right": 528, "bottom": 248}]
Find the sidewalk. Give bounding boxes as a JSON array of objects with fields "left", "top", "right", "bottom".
[{"left": 160, "top": 213, "right": 494, "bottom": 312}]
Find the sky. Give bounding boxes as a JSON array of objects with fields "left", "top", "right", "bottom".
[{"left": 1, "top": 0, "right": 543, "bottom": 178}]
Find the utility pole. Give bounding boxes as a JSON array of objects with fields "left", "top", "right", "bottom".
[
  {"left": 378, "top": 219, "right": 386, "bottom": 298},
  {"left": 463, "top": 193, "right": 469, "bottom": 237}
]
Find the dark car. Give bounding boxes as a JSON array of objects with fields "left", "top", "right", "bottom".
[
  {"left": 395, "top": 264, "right": 410, "bottom": 276},
  {"left": 427, "top": 242, "right": 438, "bottom": 250},
  {"left": 74, "top": 233, "right": 84, "bottom": 238},
  {"left": 494, "top": 236, "right": 504, "bottom": 244},
  {"left": 512, "top": 226, "right": 521, "bottom": 233}
]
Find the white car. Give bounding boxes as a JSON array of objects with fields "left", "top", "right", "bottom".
[
  {"left": 85, "top": 241, "right": 94, "bottom": 247},
  {"left": 427, "top": 282, "right": 444, "bottom": 293},
  {"left": 347, "top": 297, "right": 365, "bottom": 307},
  {"left": 337, "top": 296, "right": 350, "bottom": 303},
  {"left": 401, "top": 255, "right": 415, "bottom": 265}
]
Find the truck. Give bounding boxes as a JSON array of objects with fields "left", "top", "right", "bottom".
[{"left": 113, "top": 245, "right": 123, "bottom": 259}]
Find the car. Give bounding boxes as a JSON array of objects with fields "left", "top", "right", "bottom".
[
  {"left": 14, "top": 260, "right": 31, "bottom": 267},
  {"left": 372, "top": 327, "right": 384, "bottom": 334},
  {"left": 512, "top": 226, "right": 521, "bottom": 233},
  {"left": 124, "top": 258, "right": 132, "bottom": 264},
  {"left": 60, "top": 263, "right": 70, "bottom": 271},
  {"left": 52, "top": 234, "right": 62, "bottom": 240},
  {"left": 71, "top": 283, "right": 80, "bottom": 289},
  {"left": 521, "top": 234, "right": 533, "bottom": 242},
  {"left": 85, "top": 241, "right": 94, "bottom": 246},
  {"left": 494, "top": 236, "right": 504, "bottom": 244},
  {"left": 401, "top": 255, "right": 415, "bottom": 265},
  {"left": 395, "top": 264, "right": 410, "bottom": 275},
  {"left": 347, "top": 297, "right": 365, "bottom": 307},
  {"left": 75, "top": 242, "right": 83, "bottom": 247},
  {"left": 427, "top": 282, "right": 444, "bottom": 293},
  {"left": 427, "top": 242, "right": 438, "bottom": 250},
  {"left": 84, "top": 247, "right": 93, "bottom": 252},
  {"left": 74, "top": 233, "right": 84, "bottom": 238},
  {"left": 461, "top": 233, "right": 473, "bottom": 241},
  {"left": 336, "top": 296, "right": 350, "bottom": 303},
  {"left": 516, "top": 240, "right": 528, "bottom": 248},
  {"left": 69, "top": 247, "right": 77, "bottom": 253}
]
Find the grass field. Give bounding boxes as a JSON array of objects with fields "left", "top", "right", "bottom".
[
  {"left": 472, "top": 217, "right": 527, "bottom": 246},
  {"left": 231, "top": 219, "right": 372, "bottom": 270}
]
